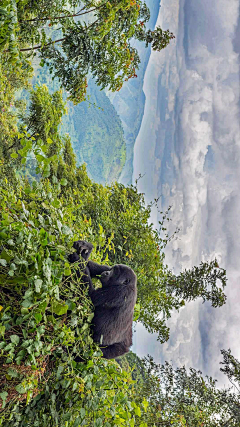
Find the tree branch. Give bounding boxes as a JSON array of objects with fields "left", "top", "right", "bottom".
[
  {"left": 6, "top": 141, "right": 18, "bottom": 151},
  {"left": 19, "top": 2, "right": 107, "bottom": 23},
  {"left": 19, "top": 38, "right": 65, "bottom": 52},
  {"left": 18, "top": 17, "right": 99, "bottom": 52}
]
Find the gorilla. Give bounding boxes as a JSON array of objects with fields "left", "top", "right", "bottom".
[{"left": 68, "top": 240, "right": 137, "bottom": 359}]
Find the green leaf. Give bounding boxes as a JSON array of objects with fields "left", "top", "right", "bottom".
[
  {"left": 35, "top": 278, "right": 43, "bottom": 292},
  {"left": 10, "top": 263, "right": 16, "bottom": 270},
  {"left": 38, "top": 299, "right": 49, "bottom": 313},
  {"left": 72, "top": 382, "right": 79, "bottom": 391},
  {"left": 10, "top": 334, "right": 20, "bottom": 345},
  {"left": 0, "top": 391, "right": 8, "bottom": 408},
  {"left": 34, "top": 312, "right": 42, "bottom": 324},
  {"left": 10, "top": 152, "right": 18, "bottom": 159},
  {"left": 133, "top": 303, "right": 141, "bottom": 321},
  {"left": 36, "top": 154, "right": 45, "bottom": 162},
  {"left": 52, "top": 199, "right": 61, "bottom": 208},
  {"left": 0, "top": 231, "right": 8, "bottom": 240},
  {"left": 0, "top": 259, "right": 7, "bottom": 266},
  {"left": 142, "top": 398, "right": 148, "bottom": 411},
  {"left": 135, "top": 406, "right": 141, "bottom": 417},
  {"left": 80, "top": 408, "right": 86, "bottom": 418},
  {"left": 66, "top": 300, "right": 76, "bottom": 311},
  {"left": 7, "top": 368, "right": 18, "bottom": 378},
  {"left": 51, "top": 300, "right": 68, "bottom": 315},
  {"left": 21, "top": 299, "right": 34, "bottom": 308},
  {"left": 24, "top": 289, "right": 33, "bottom": 299},
  {"left": 86, "top": 360, "right": 94, "bottom": 369},
  {"left": 15, "top": 384, "right": 26, "bottom": 394},
  {"left": 60, "top": 178, "right": 67, "bottom": 186},
  {"left": 0, "top": 249, "right": 11, "bottom": 262}
]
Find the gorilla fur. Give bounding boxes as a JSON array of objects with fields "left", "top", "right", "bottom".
[{"left": 68, "top": 241, "right": 137, "bottom": 359}]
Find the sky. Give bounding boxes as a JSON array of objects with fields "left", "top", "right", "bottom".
[{"left": 132, "top": 0, "right": 240, "bottom": 386}]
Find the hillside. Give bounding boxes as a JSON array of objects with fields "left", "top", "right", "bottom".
[
  {"left": 72, "top": 80, "right": 126, "bottom": 184},
  {"left": 32, "top": 64, "right": 126, "bottom": 184}
]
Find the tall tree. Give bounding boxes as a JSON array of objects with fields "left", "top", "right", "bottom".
[{"left": 3, "top": 0, "right": 175, "bottom": 103}]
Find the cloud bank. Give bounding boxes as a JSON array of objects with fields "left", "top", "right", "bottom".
[{"left": 133, "top": 0, "right": 240, "bottom": 385}]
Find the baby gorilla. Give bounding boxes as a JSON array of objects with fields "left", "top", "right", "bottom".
[{"left": 68, "top": 241, "right": 137, "bottom": 359}]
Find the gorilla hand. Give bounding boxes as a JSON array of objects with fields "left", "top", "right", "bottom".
[
  {"left": 68, "top": 252, "right": 80, "bottom": 264},
  {"left": 73, "top": 240, "right": 93, "bottom": 261}
]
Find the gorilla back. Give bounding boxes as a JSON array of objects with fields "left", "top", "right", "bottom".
[
  {"left": 68, "top": 241, "right": 137, "bottom": 359},
  {"left": 91, "top": 264, "right": 137, "bottom": 359}
]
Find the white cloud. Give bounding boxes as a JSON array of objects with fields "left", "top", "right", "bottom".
[{"left": 133, "top": 0, "right": 240, "bottom": 384}]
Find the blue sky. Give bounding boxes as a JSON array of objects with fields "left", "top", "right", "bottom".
[{"left": 133, "top": 0, "right": 240, "bottom": 386}]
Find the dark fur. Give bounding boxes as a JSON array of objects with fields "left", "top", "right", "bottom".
[{"left": 68, "top": 241, "right": 137, "bottom": 359}]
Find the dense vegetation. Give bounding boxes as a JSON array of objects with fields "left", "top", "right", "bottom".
[
  {"left": 1, "top": 1, "right": 240, "bottom": 426},
  {"left": 119, "top": 352, "right": 240, "bottom": 426},
  {"left": 0, "top": 0, "right": 175, "bottom": 103}
]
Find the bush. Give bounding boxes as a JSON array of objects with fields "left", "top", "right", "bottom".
[{"left": 0, "top": 173, "right": 151, "bottom": 425}]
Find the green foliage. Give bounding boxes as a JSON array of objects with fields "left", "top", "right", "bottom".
[
  {"left": 167, "top": 259, "right": 227, "bottom": 307},
  {"left": 0, "top": 59, "right": 32, "bottom": 173},
  {"left": 135, "top": 26, "right": 175, "bottom": 51},
  {"left": 0, "top": 175, "right": 148, "bottom": 425},
  {"left": 0, "top": 54, "right": 229, "bottom": 425},
  {"left": 29, "top": 59, "right": 127, "bottom": 183},
  {"left": 130, "top": 355, "right": 240, "bottom": 426},
  {"left": 1, "top": 0, "right": 175, "bottom": 103},
  {"left": 0, "top": 0, "right": 19, "bottom": 63},
  {"left": 220, "top": 349, "right": 240, "bottom": 392},
  {"left": 117, "top": 352, "right": 146, "bottom": 384},
  {"left": 24, "top": 84, "right": 66, "bottom": 142},
  {"left": 0, "top": 131, "right": 229, "bottom": 424}
]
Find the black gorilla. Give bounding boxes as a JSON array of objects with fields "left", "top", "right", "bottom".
[{"left": 68, "top": 241, "right": 137, "bottom": 359}]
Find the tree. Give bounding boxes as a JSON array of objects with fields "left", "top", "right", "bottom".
[
  {"left": 130, "top": 354, "right": 240, "bottom": 426},
  {"left": 3, "top": 0, "right": 175, "bottom": 103},
  {"left": 166, "top": 260, "right": 227, "bottom": 308},
  {"left": 0, "top": 57, "right": 32, "bottom": 179},
  {"left": 220, "top": 349, "right": 240, "bottom": 392}
]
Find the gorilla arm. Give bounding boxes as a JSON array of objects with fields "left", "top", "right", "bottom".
[
  {"left": 87, "top": 260, "right": 111, "bottom": 278},
  {"left": 80, "top": 265, "right": 128, "bottom": 308}
]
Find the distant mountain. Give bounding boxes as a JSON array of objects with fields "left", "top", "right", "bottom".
[{"left": 107, "top": 0, "right": 161, "bottom": 185}]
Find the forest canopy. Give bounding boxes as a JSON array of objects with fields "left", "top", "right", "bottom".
[{"left": 1, "top": 0, "right": 175, "bottom": 103}]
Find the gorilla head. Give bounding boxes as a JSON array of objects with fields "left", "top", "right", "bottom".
[{"left": 100, "top": 264, "right": 136, "bottom": 288}]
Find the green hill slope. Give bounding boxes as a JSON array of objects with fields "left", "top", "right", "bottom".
[
  {"left": 32, "top": 64, "right": 126, "bottom": 184},
  {"left": 72, "top": 80, "right": 126, "bottom": 184}
]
